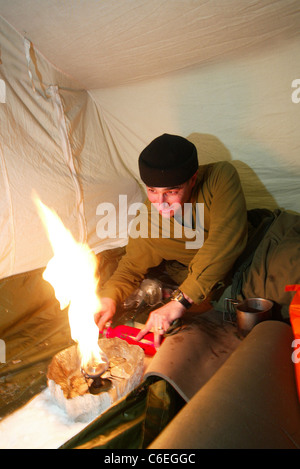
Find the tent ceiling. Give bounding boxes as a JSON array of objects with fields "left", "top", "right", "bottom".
[{"left": 1, "top": 0, "right": 299, "bottom": 89}]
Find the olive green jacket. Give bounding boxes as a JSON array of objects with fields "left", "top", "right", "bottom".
[{"left": 99, "top": 161, "right": 248, "bottom": 304}]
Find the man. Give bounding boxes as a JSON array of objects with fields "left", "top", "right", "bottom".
[{"left": 95, "top": 134, "right": 248, "bottom": 346}]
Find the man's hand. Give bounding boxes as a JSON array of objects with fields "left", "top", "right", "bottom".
[
  {"left": 94, "top": 297, "right": 116, "bottom": 332},
  {"left": 135, "top": 300, "right": 186, "bottom": 349}
]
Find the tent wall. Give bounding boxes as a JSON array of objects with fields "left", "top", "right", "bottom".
[
  {"left": 0, "top": 16, "right": 142, "bottom": 280},
  {"left": 0, "top": 0, "right": 299, "bottom": 90},
  {"left": 90, "top": 35, "right": 300, "bottom": 213}
]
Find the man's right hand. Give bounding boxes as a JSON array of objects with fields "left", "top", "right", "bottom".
[{"left": 94, "top": 297, "right": 116, "bottom": 332}]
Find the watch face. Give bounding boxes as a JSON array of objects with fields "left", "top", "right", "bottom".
[
  {"left": 172, "top": 290, "right": 182, "bottom": 301},
  {"left": 176, "top": 292, "right": 184, "bottom": 301}
]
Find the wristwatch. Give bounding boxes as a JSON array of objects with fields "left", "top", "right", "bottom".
[{"left": 170, "top": 289, "right": 192, "bottom": 309}]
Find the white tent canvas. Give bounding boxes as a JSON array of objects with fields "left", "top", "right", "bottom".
[{"left": 0, "top": 0, "right": 299, "bottom": 280}]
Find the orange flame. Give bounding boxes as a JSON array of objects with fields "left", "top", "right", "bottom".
[{"left": 34, "top": 194, "right": 104, "bottom": 369}]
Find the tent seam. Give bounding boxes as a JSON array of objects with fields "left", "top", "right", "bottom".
[
  {"left": 0, "top": 144, "right": 15, "bottom": 276},
  {"left": 48, "top": 84, "right": 87, "bottom": 244}
]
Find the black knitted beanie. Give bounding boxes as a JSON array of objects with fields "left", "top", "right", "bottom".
[{"left": 138, "top": 134, "right": 198, "bottom": 187}]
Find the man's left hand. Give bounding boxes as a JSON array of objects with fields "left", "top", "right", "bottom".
[{"left": 135, "top": 300, "right": 186, "bottom": 349}]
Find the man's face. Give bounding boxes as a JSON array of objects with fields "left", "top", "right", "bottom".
[{"left": 146, "top": 173, "right": 197, "bottom": 218}]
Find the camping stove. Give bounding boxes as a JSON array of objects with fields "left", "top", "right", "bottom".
[
  {"left": 47, "top": 338, "right": 144, "bottom": 421},
  {"left": 81, "top": 356, "right": 112, "bottom": 394}
]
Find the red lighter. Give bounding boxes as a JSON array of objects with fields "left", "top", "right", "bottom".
[{"left": 103, "top": 324, "right": 162, "bottom": 356}]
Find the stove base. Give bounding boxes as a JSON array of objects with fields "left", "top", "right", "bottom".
[{"left": 47, "top": 337, "right": 144, "bottom": 421}]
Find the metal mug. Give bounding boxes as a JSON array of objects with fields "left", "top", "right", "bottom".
[{"left": 224, "top": 297, "right": 273, "bottom": 337}]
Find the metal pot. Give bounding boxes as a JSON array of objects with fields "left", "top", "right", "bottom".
[{"left": 224, "top": 297, "right": 273, "bottom": 337}]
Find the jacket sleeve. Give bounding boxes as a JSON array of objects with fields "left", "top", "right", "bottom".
[
  {"left": 180, "top": 162, "right": 248, "bottom": 304},
  {"left": 98, "top": 234, "right": 163, "bottom": 304}
]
